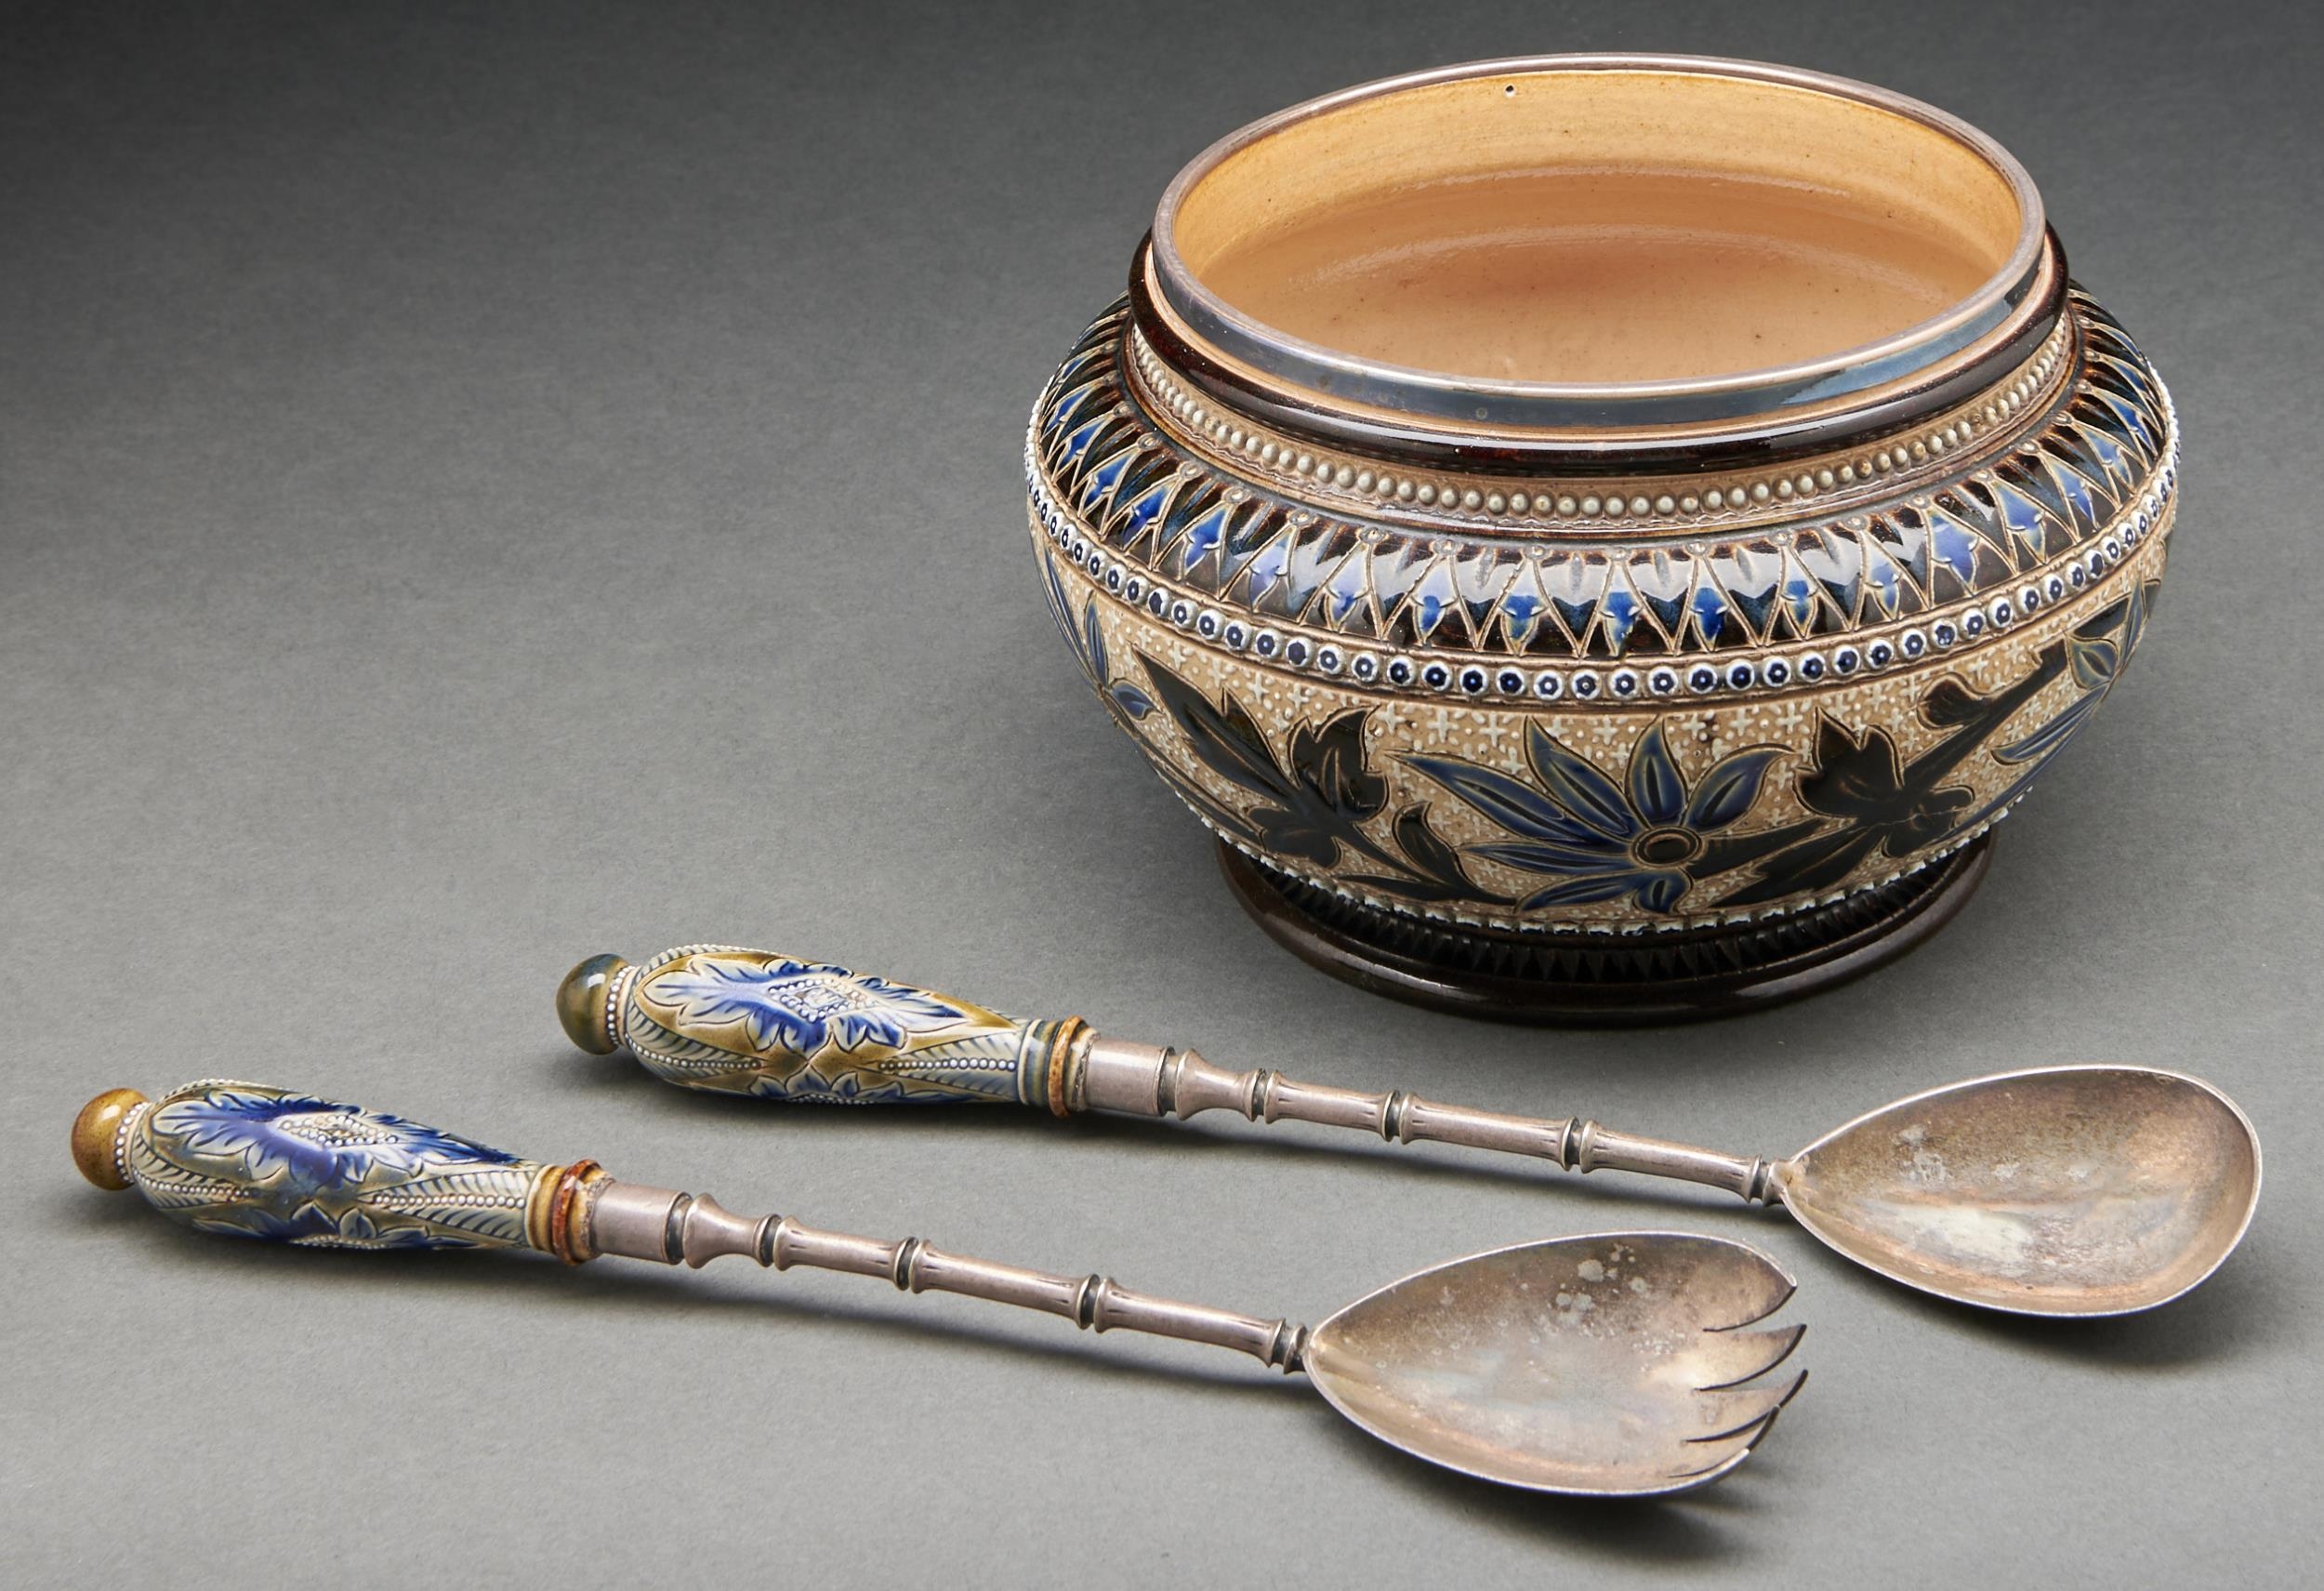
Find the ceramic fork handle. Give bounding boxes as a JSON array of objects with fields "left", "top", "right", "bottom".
[
  {"left": 560, "top": 948, "right": 1776, "bottom": 1201},
  {"left": 68, "top": 1081, "right": 589, "bottom": 1254},
  {"left": 70, "top": 1083, "right": 1306, "bottom": 1369},
  {"left": 559, "top": 947, "right": 1089, "bottom": 1107}
]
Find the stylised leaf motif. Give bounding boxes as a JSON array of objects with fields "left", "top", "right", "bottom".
[
  {"left": 158, "top": 1090, "right": 516, "bottom": 1190},
  {"left": 2120, "top": 582, "right": 2151, "bottom": 649},
  {"left": 1686, "top": 818, "right": 1824, "bottom": 881},
  {"left": 1996, "top": 699, "right": 2098, "bottom": 766},
  {"left": 1406, "top": 589, "right": 2137, "bottom": 915},
  {"left": 1250, "top": 805, "right": 1343, "bottom": 868},
  {"left": 748, "top": 1071, "right": 912, "bottom": 1105},
  {"left": 1043, "top": 559, "right": 1158, "bottom": 728},
  {"left": 192, "top": 1207, "right": 334, "bottom": 1244},
  {"left": 644, "top": 957, "right": 969, "bottom": 1060},
  {"left": 1526, "top": 724, "right": 1637, "bottom": 838},
  {"left": 1920, "top": 678, "right": 1993, "bottom": 731},
  {"left": 1748, "top": 709, "right": 1982, "bottom": 900},
  {"left": 1389, "top": 804, "right": 1468, "bottom": 886},
  {"left": 1290, "top": 709, "right": 1388, "bottom": 821},
  {"left": 1905, "top": 787, "right": 1974, "bottom": 842},
  {"left": 1635, "top": 871, "right": 1689, "bottom": 912},
  {"left": 1998, "top": 583, "right": 2150, "bottom": 765},
  {"left": 1470, "top": 840, "right": 1633, "bottom": 876},
  {"left": 1794, "top": 719, "right": 1914, "bottom": 824},
  {"left": 1626, "top": 725, "right": 1688, "bottom": 827},
  {"left": 783, "top": 1069, "right": 918, "bottom": 1105},
  {"left": 1340, "top": 806, "right": 1497, "bottom": 904},
  {"left": 1139, "top": 655, "right": 1301, "bottom": 804},
  {"left": 2068, "top": 637, "right": 2120, "bottom": 692},
  {"left": 1127, "top": 658, "right": 1519, "bottom": 904},
  {"left": 1406, "top": 755, "right": 1605, "bottom": 846},
  {"left": 1518, "top": 874, "right": 1641, "bottom": 909},
  {"left": 1082, "top": 599, "right": 1111, "bottom": 681},
  {"left": 1684, "top": 749, "right": 1783, "bottom": 832},
  {"left": 1718, "top": 825, "right": 1888, "bottom": 907},
  {"left": 1040, "top": 553, "right": 1075, "bottom": 643},
  {"left": 1419, "top": 725, "right": 1799, "bottom": 916},
  {"left": 141, "top": 1085, "right": 534, "bottom": 1252}
]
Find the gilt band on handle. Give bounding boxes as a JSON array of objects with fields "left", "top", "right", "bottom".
[{"left": 561, "top": 946, "right": 1777, "bottom": 1201}]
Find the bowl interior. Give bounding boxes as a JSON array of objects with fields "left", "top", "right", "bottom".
[{"left": 1167, "top": 62, "right": 2032, "bottom": 387}]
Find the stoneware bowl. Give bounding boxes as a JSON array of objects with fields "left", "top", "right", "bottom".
[{"left": 1023, "top": 56, "right": 2175, "bottom": 1022}]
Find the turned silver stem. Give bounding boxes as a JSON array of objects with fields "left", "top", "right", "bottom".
[
  {"left": 1076, "top": 1035, "right": 1776, "bottom": 1203},
  {"left": 581, "top": 1179, "right": 1308, "bottom": 1372}
]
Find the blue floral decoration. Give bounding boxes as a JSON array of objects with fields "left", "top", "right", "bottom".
[
  {"left": 1132, "top": 654, "right": 1493, "bottom": 903},
  {"left": 645, "top": 956, "right": 970, "bottom": 1058},
  {"left": 191, "top": 1205, "right": 453, "bottom": 1249},
  {"left": 157, "top": 1088, "right": 518, "bottom": 1192},
  {"left": 747, "top": 1070, "right": 917, "bottom": 1105},
  {"left": 1997, "top": 582, "right": 2151, "bottom": 764},
  {"left": 1410, "top": 724, "right": 1804, "bottom": 913},
  {"left": 1043, "top": 551, "right": 1154, "bottom": 723}
]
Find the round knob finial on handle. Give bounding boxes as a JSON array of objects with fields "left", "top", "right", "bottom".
[
  {"left": 558, "top": 953, "right": 630, "bottom": 1054},
  {"left": 72, "top": 1088, "right": 148, "bottom": 1190}
]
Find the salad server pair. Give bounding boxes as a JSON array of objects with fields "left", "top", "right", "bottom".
[{"left": 67, "top": 940, "right": 2258, "bottom": 1501}]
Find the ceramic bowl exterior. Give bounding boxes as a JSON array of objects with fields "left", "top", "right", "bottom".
[
  {"left": 1029, "top": 291, "right": 2170, "bottom": 935},
  {"left": 1023, "top": 60, "right": 2174, "bottom": 1009}
]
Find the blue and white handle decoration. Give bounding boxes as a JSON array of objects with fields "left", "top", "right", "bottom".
[
  {"left": 559, "top": 946, "right": 1089, "bottom": 1107},
  {"left": 70, "top": 1082, "right": 576, "bottom": 1253}
]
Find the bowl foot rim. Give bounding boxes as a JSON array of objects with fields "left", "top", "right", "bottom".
[{"left": 1217, "top": 834, "right": 1993, "bottom": 1027}]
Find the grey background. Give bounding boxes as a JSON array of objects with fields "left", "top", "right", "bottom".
[{"left": 4, "top": 1, "right": 2317, "bottom": 1584}]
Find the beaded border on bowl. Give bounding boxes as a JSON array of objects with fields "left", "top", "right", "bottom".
[
  {"left": 1030, "top": 290, "right": 2172, "bottom": 665},
  {"left": 1027, "top": 441, "right": 2176, "bottom": 707},
  {"left": 1129, "top": 315, "right": 2072, "bottom": 532}
]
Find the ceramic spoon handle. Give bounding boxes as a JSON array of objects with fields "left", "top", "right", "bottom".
[
  {"left": 558, "top": 947, "right": 1090, "bottom": 1107},
  {"left": 70, "top": 1081, "right": 1309, "bottom": 1368},
  {"left": 560, "top": 947, "right": 1778, "bottom": 1201}
]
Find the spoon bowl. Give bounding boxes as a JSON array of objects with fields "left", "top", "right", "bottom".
[
  {"left": 1304, "top": 1232, "right": 1806, "bottom": 1496},
  {"left": 1776, "top": 1066, "right": 2261, "bottom": 1317}
]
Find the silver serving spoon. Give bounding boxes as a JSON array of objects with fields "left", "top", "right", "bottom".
[
  {"left": 563, "top": 946, "right": 2263, "bottom": 1317},
  {"left": 73, "top": 1081, "right": 1806, "bottom": 1497}
]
